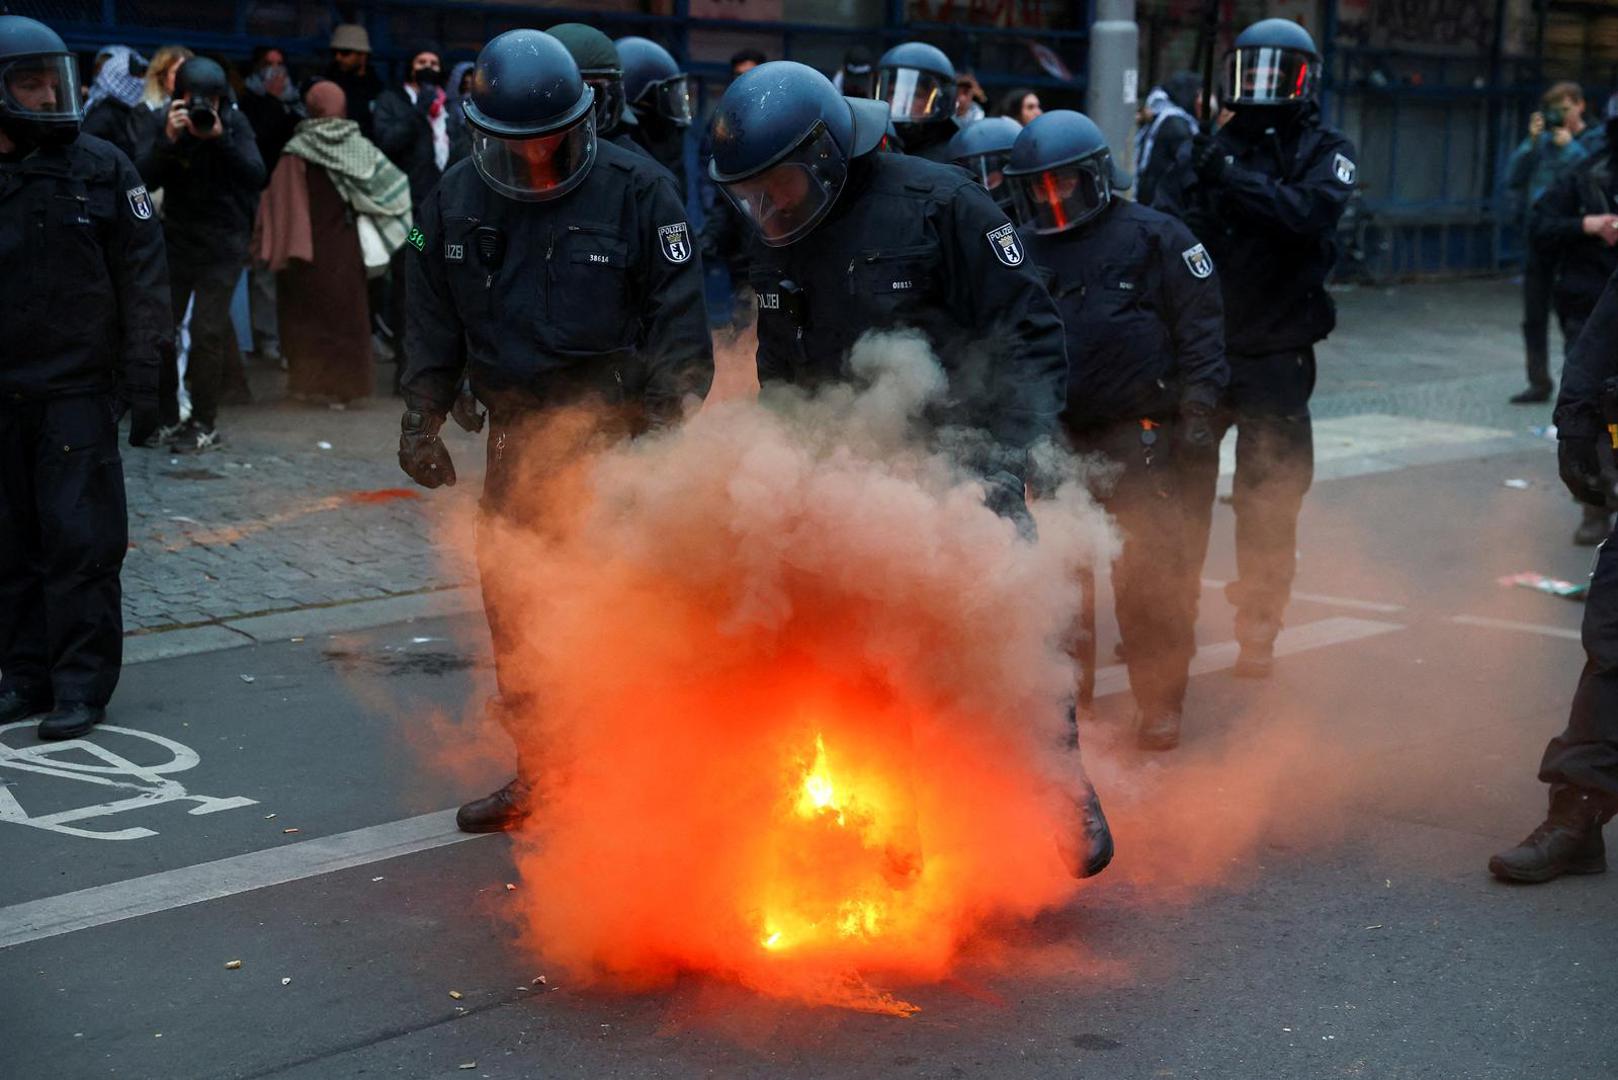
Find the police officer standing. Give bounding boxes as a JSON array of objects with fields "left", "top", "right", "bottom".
[
  {"left": 706, "top": 61, "right": 1111, "bottom": 878},
  {"left": 1152, "top": 19, "right": 1357, "bottom": 677},
  {"left": 1006, "top": 111, "right": 1227, "bottom": 751},
  {"left": 400, "top": 30, "right": 713, "bottom": 834},
  {"left": 1490, "top": 271, "right": 1618, "bottom": 883},
  {"left": 946, "top": 114, "right": 1021, "bottom": 216},
  {"left": 873, "top": 42, "right": 961, "bottom": 163},
  {"left": 547, "top": 25, "right": 640, "bottom": 158},
  {"left": 0, "top": 15, "right": 171, "bottom": 740},
  {"left": 614, "top": 36, "right": 692, "bottom": 191}
]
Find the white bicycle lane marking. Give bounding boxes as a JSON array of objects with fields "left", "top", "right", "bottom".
[{"left": 0, "top": 722, "right": 257, "bottom": 840}]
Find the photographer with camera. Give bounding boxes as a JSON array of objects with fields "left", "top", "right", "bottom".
[
  {"left": 1506, "top": 81, "right": 1588, "bottom": 404},
  {"left": 136, "top": 55, "right": 265, "bottom": 451}
]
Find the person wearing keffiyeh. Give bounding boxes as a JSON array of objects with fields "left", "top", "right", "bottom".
[
  {"left": 1133, "top": 72, "right": 1200, "bottom": 207},
  {"left": 82, "top": 45, "right": 148, "bottom": 159}
]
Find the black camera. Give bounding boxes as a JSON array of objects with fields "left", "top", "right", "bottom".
[
  {"left": 1544, "top": 104, "right": 1566, "bottom": 129},
  {"left": 187, "top": 101, "right": 218, "bottom": 134}
]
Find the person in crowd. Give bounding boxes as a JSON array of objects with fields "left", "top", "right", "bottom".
[
  {"left": 1490, "top": 271, "right": 1618, "bottom": 884},
  {"left": 0, "top": 15, "right": 171, "bottom": 742},
  {"left": 707, "top": 61, "right": 1111, "bottom": 879},
  {"left": 400, "top": 30, "right": 713, "bottom": 834},
  {"left": 136, "top": 55, "right": 266, "bottom": 451},
  {"left": 238, "top": 44, "right": 303, "bottom": 370},
  {"left": 832, "top": 45, "right": 875, "bottom": 98},
  {"left": 325, "top": 23, "right": 382, "bottom": 138},
  {"left": 1000, "top": 87, "right": 1043, "bottom": 126},
  {"left": 254, "top": 81, "right": 410, "bottom": 407},
  {"left": 1152, "top": 18, "right": 1356, "bottom": 679},
  {"left": 1007, "top": 110, "right": 1227, "bottom": 751},
  {"left": 616, "top": 35, "right": 693, "bottom": 190},
  {"left": 1134, "top": 72, "right": 1199, "bottom": 207},
  {"left": 548, "top": 24, "right": 639, "bottom": 157},
  {"left": 81, "top": 44, "right": 146, "bottom": 159},
  {"left": 1506, "top": 81, "right": 1589, "bottom": 404},
  {"left": 874, "top": 42, "right": 961, "bottom": 161},
  {"left": 139, "top": 43, "right": 191, "bottom": 118},
  {"left": 955, "top": 68, "right": 987, "bottom": 123}
]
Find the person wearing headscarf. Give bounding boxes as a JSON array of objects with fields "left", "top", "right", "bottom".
[
  {"left": 1134, "top": 72, "right": 1200, "bottom": 206},
  {"left": 253, "top": 81, "right": 411, "bottom": 405},
  {"left": 82, "top": 45, "right": 148, "bottom": 159}
]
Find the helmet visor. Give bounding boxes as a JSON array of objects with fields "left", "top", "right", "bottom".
[
  {"left": 719, "top": 121, "right": 848, "bottom": 247},
  {"left": 1008, "top": 159, "right": 1110, "bottom": 234},
  {"left": 469, "top": 113, "right": 596, "bottom": 202},
  {"left": 965, "top": 151, "right": 1010, "bottom": 194},
  {"left": 2, "top": 54, "right": 82, "bottom": 123},
  {"left": 1222, "top": 46, "right": 1316, "bottom": 105},
  {"left": 876, "top": 67, "right": 951, "bottom": 124},
  {"left": 584, "top": 74, "right": 625, "bottom": 132},
  {"left": 651, "top": 74, "right": 693, "bottom": 126}
]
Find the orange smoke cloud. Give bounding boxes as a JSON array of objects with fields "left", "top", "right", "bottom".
[{"left": 466, "top": 331, "right": 1120, "bottom": 1014}]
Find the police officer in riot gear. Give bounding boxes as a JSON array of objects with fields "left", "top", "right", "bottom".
[
  {"left": 873, "top": 42, "right": 961, "bottom": 163},
  {"left": 615, "top": 36, "right": 692, "bottom": 190},
  {"left": 708, "top": 61, "right": 1112, "bottom": 878},
  {"left": 1152, "top": 18, "right": 1357, "bottom": 678},
  {"left": 546, "top": 24, "right": 637, "bottom": 156},
  {"left": 947, "top": 115, "right": 1020, "bottom": 217},
  {"left": 400, "top": 29, "right": 713, "bottom": 834},
  {"left": 1490, "top": 271, "right": 1618, "bottom": 882},
  {"left": 0, "top": 15, "right": 171, "bottom": 740},
  {"left": 1007, "top": 111, "right": 1227, "bottom": 751}
]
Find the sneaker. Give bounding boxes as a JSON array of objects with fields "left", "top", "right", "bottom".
[
  {"left": 139, "top": 421, "right": 185, "bottom": 450},
  {"left": 169, "top": 420, "right": 219, "bottom": 454}
]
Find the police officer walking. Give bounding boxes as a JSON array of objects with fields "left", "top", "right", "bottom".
[
  {"left": 1490, "top": 271, "right": 1618, "bottom": 883},
  {"left": 399, "top": 30, "right": 713, "bottom": 834},
  {"left": 946, "top": 114, "right": 1021, "bottom": 216},
  {"left": 873, "top": 42, "right": 962, "bottom": 163},
  {"left": 547, "top": 25, "right": 640, "bottom": 158},
  {"left": 1152, "top": 19, "right": 1357, "bottom": 677},
  {"left": 614, "top": 36, "right": 692, "bottom": 191},
  {"left": 1006, "top": 111, "right": 1227, "bottom": 752},
  {"left": 706, "top": 61, "right": 1112, "bottom": 878},
  {"left": 0, "top": 15, "right": 171, "bottom": 740}
]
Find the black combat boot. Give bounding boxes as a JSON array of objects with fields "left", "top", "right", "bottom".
[
  {"left": 456, "top": 777, "right": 533, "bottom": 834},
  {"left": 1136, "top": 707, "right": 1182, "bottom": 751},
  {"left": 1232, "top": 641, "right": 1274, "bottom": 678},
  {"left": 1573, "top": 505, "right": 1611, "bottom": 547},
  {"left": 0, "top": 687, "right": 51, "bottom": 725},
  {"left": 37, "top": 703, "right": 105, "bottom": 741},
  {"left": 1058, "top": 783, "right": 1115, "bottom": 879},
  {"left": 1489, "top": 785, "right": 1613, "bottom": 884}
]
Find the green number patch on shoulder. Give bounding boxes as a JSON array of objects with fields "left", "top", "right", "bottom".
[{"left": 406, "top": 226, "right": 426, "bottom": 253}]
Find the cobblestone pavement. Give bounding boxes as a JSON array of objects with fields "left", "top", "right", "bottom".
[{"left": 119, "top": 277, "right": 1542, "bottom": 635}]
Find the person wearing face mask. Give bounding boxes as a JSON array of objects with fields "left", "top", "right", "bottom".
[
  {"left": 374, "top": 44, "right": 468, "bottom": 210},
  {"left": 0, "top": 15, "right": 172, "bottom": 742},
  {"left": 1150, "top": 18, "right": 1356, "bottom": 680},
  {"left": 324, "top": 24, "right": 382, "bottom": 138},
  {"left": 615, "top": 36, "right": 693, "bottom": 192}
]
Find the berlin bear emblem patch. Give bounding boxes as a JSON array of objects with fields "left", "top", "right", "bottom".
[
  {"left": 1182, "top": 243, "right": 1214, "bottom": 279},
  {"left": 126, "top": 185, "right": 152, "bottom": 220},
  {"left": 986, "top": 222, "right": 1024, "bottom": 267},
  {"left": 1333, "top": 152, "right": 1357, "bottom": 186},
  {"left": 658, "top": 222, "right": 692, "bottom": 264}
]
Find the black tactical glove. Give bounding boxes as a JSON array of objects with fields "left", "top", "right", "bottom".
[
  {"left": 127, "top": 398, "right": 161, "bottom": 448},
  {"left": 1177, "top": 401, "right": 1218, "bottom": 454},
  {"left": 984, "top": 469, "right": 1037, "bottom": 541},
  {"left": 1559, "top": 435, "right": 1607, "bottom": 507},
  {"left": 449, "top": 385, "right": 485, "bottom": 434},
  {"left": 1192, "top": 133, "right": 1229, "bottom": 186},
  {"left": 399, "top": 408, "right": 457, "bottom": 488}
]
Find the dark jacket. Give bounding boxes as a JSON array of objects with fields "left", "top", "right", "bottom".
[
  {"left": 0, "top": 134, "right": 171, "bottom": 403},
  {"left": 324, "top": 66, "right": 384, "bottom": 139},
  {"left": 1152, "top": 104, "right": 1357, "bottom": 356},
  {"left": 373, "top": 84, "right": 470, "bottom": 208},
  {"left": 1554, "top": 267, "right": 1618, "bottom": 441},
  {"left": 747, "top": 151, "right": 1067, "bottom": 449},
  {"left": 1021, "top": 199, "right": 1227, "bottom": 429},
  {"left": 81, "top": 97, "right": 141, "bottom": 162},
  {"left": 237, "top": 86, "right": 300, "bottom": 172},
  {"left": 898, "top": 117, "right": 961, "bottom": 163},
  {"left": 1136, "top": 113, "right": 1192, "bottom": 208},
  {"left": 136, "top": 104, "right": 266, "bottom": 264},
  {"left": 625, "top": 113, "right": 687, "bottom": 194},
  {"left": 1531, "top": 149, "right": 1618, "bottom": 323},
  {"left": 403, "top": 139, "right": 713, "bottom": 420}
]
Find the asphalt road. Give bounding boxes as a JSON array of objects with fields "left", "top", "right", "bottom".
[{"left": 4, "top": 432, "right": 1613, "bottom": 1080}]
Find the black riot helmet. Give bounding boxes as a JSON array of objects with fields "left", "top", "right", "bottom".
[
  {"left": 616, "top": 36, "right": 692, "bottom": 128},
  {"left": 875, "top": 42, "right": 955, "bottom": 127},
  {"left": 547, "top": 23, "right": 626, "bottom": 135},
  {"left": 0, "top": 15, "right": 82, "bottom": 149},
  {"left": 1003, "top": 110, "right": 1119, "bottom": 234},
  {"left": 1222, "top": 18, "right": 1320, "bottom": 109},
  {"left": 708, "top": 61, "right": 887, "bottom": 247},
  {"left": 462, "top": 29, "right": 597, "bottom": 203},
  {"left": 947, "top": 116, "right": 1021, "bottom": 214}
]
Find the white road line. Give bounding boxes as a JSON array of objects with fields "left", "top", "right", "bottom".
[
  {"left": 1449, "top": 614, "right": 1583, "bottom": 642},
  {"left": 0, "top": 809, "right": 485, "bottom": 951},
  {"left": 1094, "top": 616, "right": 1404, "bottom": 698},
  {"left": 1200, "top": 579, "right": 1406, "bottom": 614}
]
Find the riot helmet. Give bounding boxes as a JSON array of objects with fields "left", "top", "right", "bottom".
[
  {"left": 1003, "top": 110, "right": 1117, "bottom": 234},
  {"left": 547, "top": 23, "right": 626, "bottom": 135},
  {"left": 616, "top": 36, "right": 692, "bottom": 128},
  {"left": 708, "top": 61, "right": 886, "bottom": 247},
  {"left": 0, "top": 15, "right": 81, "bottom": 149},
  {"left": 875, "top": 42, "right": 955, "bottom": 126},
  {"left": 947, "top": 116, "right": 1021, "bottom": 213},
  {"left": 462, "top": 30, "right": 597, "bottom": 203},
  {"left": 1222, "top": 18, "right": 1319, "bottom": 109}
]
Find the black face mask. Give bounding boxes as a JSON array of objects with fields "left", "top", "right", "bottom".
[
  {"left": 413, "top": 66, "right": 444, "bottom": 86},
  {"left": 1224, "top": 105, "right": 1291, "bottom": 138}
]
